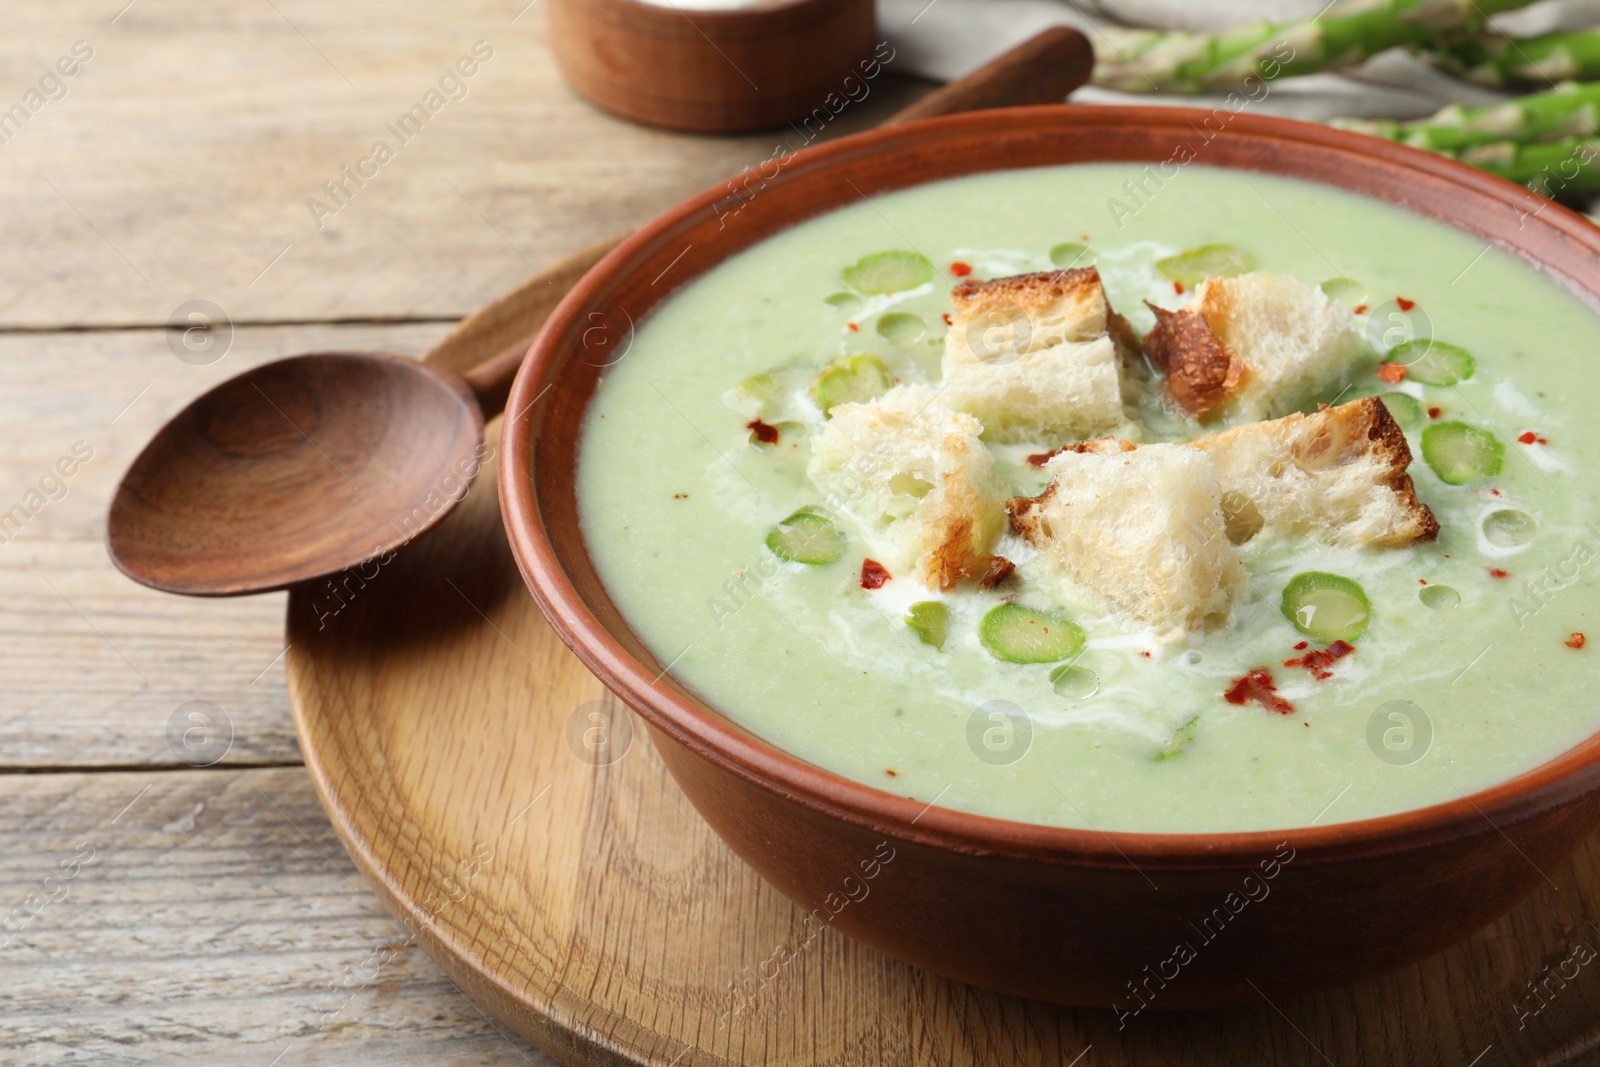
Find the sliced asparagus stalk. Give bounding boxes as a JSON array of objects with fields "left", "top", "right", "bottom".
[
  {"left": 1378, "top": 392, "right": 1426, "bottom": 430},
  {"left": 1093, "top": 0, "right": 1538, "bottom": 94},
  {"left": 841, "top": 250, "right": 934, "bottom": 295},
  {"left": 1388, "top": 339, "right": 1476, "bottom": 386},
  {"left": 979, "top": 604, "right": 1086, "bottom": 664},
  {"left": 876, "top": 312, "right": 926, "bottom": 346},
  {"left": 1049, "top": 242, "right": 1095, "bottom": 268},
  {"left": 1154, "top": 714, "right": 1201, "bottom": 761},
  {"left": 1156, "top": 243, "right": 1256, "bottom": 286},
  {"left": 1280, "top": 571, "right": 1372, "bottom": 642},
  {"left": 765, "top": 506, "right": 847, "bottom": 565},
  {"left": 905, "top": 601, "right": 950, "bottom": 650},
  {"left": 810, "top": 354, "right": 892, "bottom": 416},
  {"left": 1422, "top": 421, "right": 1505, "bottom": 484}
]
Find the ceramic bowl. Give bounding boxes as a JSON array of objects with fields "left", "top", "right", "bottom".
[
  {"left": 499, "top": 106, "right": 1600, "bottom": 1006},
  {"left": 547, "top": 0, "right": 877, "bottom": 133}
]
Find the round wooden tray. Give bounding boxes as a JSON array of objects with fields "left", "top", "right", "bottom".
[{"left": 286, "top": 244, "right": 1600, "bottom": 1066}]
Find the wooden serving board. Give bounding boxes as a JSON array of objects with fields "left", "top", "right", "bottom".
[{"left": 285, "top": 246, "right": 1600, "bottom": 1067}]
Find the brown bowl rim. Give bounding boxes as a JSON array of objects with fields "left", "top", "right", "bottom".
[{"left": 500, "top": 104, "right": 1600, "bottom": 869}]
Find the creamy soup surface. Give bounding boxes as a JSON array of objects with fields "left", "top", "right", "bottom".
[{"left": 576, "top": 163, "right": 1600, "bottom": 833}]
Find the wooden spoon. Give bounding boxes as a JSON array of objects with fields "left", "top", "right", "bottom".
[{"left": 107, "top": 26, "right": 1094, "bottom": 597}]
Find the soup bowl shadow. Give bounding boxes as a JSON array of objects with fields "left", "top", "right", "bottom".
[{"left": 499, "top": 105, "right": 1600, "bottom": 1008}]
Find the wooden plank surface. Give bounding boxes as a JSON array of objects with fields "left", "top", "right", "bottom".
[
  {"left": 0, "top": 1, "right": 918, "bottom": 331},
  {"left": 0, "top": 766, "right": 555, "bottom": 1064}
]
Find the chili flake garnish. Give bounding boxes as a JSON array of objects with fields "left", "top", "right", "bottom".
[
  {"left": 1354, "top": 304, "right": 1369, "bottom": 315},
  {"left": 847, "top": 322, "right": 859, "bottom": 332},
  {"left": 1396, "top": 296, "right": 1416, "bottom": 311},
  {"left": 1225, "top": 668, "right": 1295, "bottom": 715},
  {"left": 942, "top": 312, "right": 953, "bottom": 326},
  {"left": 1518, "top": 431, "right": 1536, "bottom": 444},
  {"left": 1173, "top": 281, "right": 1185, "bottom": 294},
  {"left": 1377, "top": 362, "right": 1407, "bottom": 383},
  {"left": 950, "top": 261, "right": 973, "bottom": 277},
  {"left": 860, "top": 558, "right": 891, "bottom": 590},
  {"left": 1284, "top": 640, "right": 1355, "bottom": 681},
  {"left": 885, "top": 768, "right": 899, "bottom": 777},
  {"left": 1428, "top": 407, "right": 1442, "bottom": 419},
  {"left": 1567, "top": 633, "right": 1587, "bottom": 650},
  {"left": 1293, "top": 641, "right": 1309, "bottom": 651},
  {"left": 1488, "top": 567, "right": 1511, "bottom": 579},
  {"left": 746, "top": 418, "right": 780, "bottom": 445}
]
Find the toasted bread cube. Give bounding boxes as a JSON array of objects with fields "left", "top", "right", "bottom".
[
  {"left": 1145, "top": 273, "right": 1369, "bottom": 422},
  {"left": 942, "top": 268, "right": 1138, "bottom": 443},
  {"left": 1190, "top": 397, "right": 1440, "bottom": 547},
  {"left": 809, "top": 385, "right": 1006, "bottom": 589},
  {"left": 1007, "top": 443, "right": 1245, "bottom": 636}
]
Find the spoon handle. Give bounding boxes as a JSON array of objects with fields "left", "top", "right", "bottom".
[
  {"left": 885, "top": 26, "right": 1093, "bottom": 126},
  {"left": 460, "top": 337, "right": 530, "bottom": 418},
  {"left": 448, "top": 26, "right": 1094, "bottom": 417}
]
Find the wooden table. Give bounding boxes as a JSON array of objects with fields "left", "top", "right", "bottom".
[{"left": 0, "top": 4, "right": 925, "bottom": 1061}]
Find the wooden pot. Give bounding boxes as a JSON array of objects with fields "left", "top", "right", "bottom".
[
  {"left": 546, "top": 0, "right": 878, "bottom": 133},
  {"left": 499, "top": 105, "right": 1600, "bottom": 1006}
]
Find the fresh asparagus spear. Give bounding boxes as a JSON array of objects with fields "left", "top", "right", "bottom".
[
  {"left": 1093, "top": 0, "right": 1537, "bottom": 94},
  {"left": 1425, "top": 28, "right": 1600, "bottom": 88},
  {"left": 1458, "top": 135, "right": 1600, "bottom": 194},
  {"left": 1333, "top": 80, "right": 1600, "bottom": 152}
]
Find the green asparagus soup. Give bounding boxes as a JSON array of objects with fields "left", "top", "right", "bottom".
[{"left": 576, "top": 164, "right": 1599, "bottom": 833}]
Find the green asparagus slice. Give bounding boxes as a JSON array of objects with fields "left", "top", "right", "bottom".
[
  {"left": 1280, "top": 572, "right": 1371, "bottom": 643},
  {"left": 765, "top": 507, "right": 846, "bottom": 565},
  {"left": 1093, "top": 0, "right": 1538, "bottom": 94},
  {"left": 1421, "top": 421, "right": 1505, "bottom": 485},
  {"left": 1387, "top": 339, "right": 1475, "bottom": 386},
  {"left": 979, "top": 605, "right": 1086, "bottom": 665},
  {"left": 810, "top": 354, "right": 892, "bottom": 416},
  {"left": 905, "top": 601, "right": 950, "bottom": 650},
  {"left": 841, "top": 250, "right": 934, "bottom": 295},
  {"left": 1156, "top": 243, "right": 1256, "bottom": 287},
  {"left": 1154, "top": 714, "right": 1201, "bottom": 762},
  {"left": 1378, "top": 392, "right": 1426, "bottom": 431}
]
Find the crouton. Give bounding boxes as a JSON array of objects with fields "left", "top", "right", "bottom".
[
  {"left": 942, "top": 268, "right": 1138, "bottom": 443},
  {"left": 1007, "top": 443, "right": 1245, "bottom": 636},
  {"left": 1145, "top": 273, "right": 1370, "bottom": 422},
  {"left": 808, "top": 384, "right": 1007, "bottom": 589},
  {"left": 1189, "top": 396, "right": 1439, "bottom": 547}
]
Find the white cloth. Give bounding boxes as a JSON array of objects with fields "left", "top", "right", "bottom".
[{"left": 880, "top": 0, "right": 1600, "bottom": 122}]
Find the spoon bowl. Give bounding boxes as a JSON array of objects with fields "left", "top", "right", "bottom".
[{"left": 107, "top": 352, "right": 484, "bottom": 596}]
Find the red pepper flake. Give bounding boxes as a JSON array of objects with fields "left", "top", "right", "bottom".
[
  {"left": 1377, "top": 362, "right": 1408, "bottom": 383},
  {"left": 1173, "top": 280, "right": 1185, "bottom": 294},
  {"left": 746, "top": 418, "right": 780, "bottom": 445},
  {"left": 1418, "top": 578, "right": 1428, "bottom": 585},
  {"left": 1567, "top": 633, "right": 1587, "bottom": 650},
  {"left": 1139, "top": 650, "right": 1152, "bottom": 658},
  {"left": 1283, "top": 641, "right": 1355, "bottom": 680},
  {"left": 1488, "top": 567, "right": 1511, "bottom": 579},
  {"left": 1354, "top": 304, "right": 1369, "bottom": 315},
  {"left": 884, "top": 768, "right": 899, "bottom": 777},
  {"left": 1428, "top": 407, "right": 1442, "bottom": 419},
  {"left": 1026, "top": 447, "right": 1065, "bottom": 468},
  {"left": 950, "top": 261, "right": 973, "bottom": 277},
  {"left": 1225, "top": 668, "right": 1295, "bottom": 715},
  {"left": 1396, "top": 296, "right": 1416, "bottom": 311},
  {"left": 941, "top": 312, "right": 953, "bottom": 326},
  {"left": 1539, "top": 436, "right": 1549, "bottom": 445},
  {"left": 846, "top": 322, "right": 859, "bottom": 332},
  {"left": 1294, "top": 641, "right": 1309, "bottom": 651},
  {"left": 1517, "top": 431, "right": 1537, "bottom": 445},
  {"left": 860, "top": 558, "right": 891, "bottom": 590}
]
